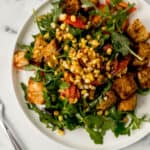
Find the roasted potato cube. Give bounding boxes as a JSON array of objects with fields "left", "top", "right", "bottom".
[
  {"left": 133, "top": 42, "right": 150, "bottom": 66},
  {"left": 27, "top": 78, "right": 45, "bottom": 104},
  {"left": 43, "top": 39, "right": 59, "bottom": 67},
  {"left": 112, "top": 75, "right": 137, "bottom": 100},
  {"left": 127, "top": 19, "right": 149, "bottom": 42},
  {"left": 96, "top": 91, "right": 117, "bottom": 110},
  {"left": 118, "top": 94, "right": 137, "bottom": 111},
  {"left": 62, "top": 0, "right": 80, "bottom": 14},
  {"left": 137, "top": 67, "right": 150, "bottom": 89},
  {"left": 32, "top": 35, "right": 47, "bottom": 63},
  {"left": 13, "top": 50, "right": 29, "bottom": 69}
]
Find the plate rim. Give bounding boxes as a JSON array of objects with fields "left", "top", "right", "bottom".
[{"left": 11, "top": 1, "right": 150, "bottom": 150}]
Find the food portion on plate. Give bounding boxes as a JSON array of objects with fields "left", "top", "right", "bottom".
[{"left": 13, "top": 0, "right": 150, "bottom": 144}]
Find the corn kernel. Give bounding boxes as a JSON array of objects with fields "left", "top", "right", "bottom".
[
  {"left": 81, "top": 89, "right": 88, "bottom": 95},
  {"left": 57, "top": 129, "right": 65, "bottom": 136},
  {"left": 67, "top": 33, "right": 74, "bottom": 40},
  {"left": 51, "top": 22, "right": 56, "bottom": 29},
  {"left": 97, "top": 110, "right": 103, "bottom": 116},
  {"left": 64, "top": 45, "right": 69, "bottom": 51},
  {"left": 104, "top": 110, "right": 109, "bottom": 116},
  {"left": 60, "top": 23, "right": 66, "bottom": 30},
  {"left": 44, "top": 32, "right": 49, "bottom": 39},
  {"left": 90, "top": 40, "right": 100, "bottom": 48},
  {"left": 59, "top": 13, "right": 67, "bottom": 21},
  {"left": 58, "top": 115, "right": 63, "bottom": 121},
  {"left": 101, "top": 26, "right": 106, "bottom": 31},
  {"left": 106, "top": 48, "right": 112, "bottom": 55},
  {"left": 86, "top": 34, "right": 92, "bottom": 40},
  {"left": 70, "top": 15, "right": 76, "bottom": 22},
  {"left": 54, "top": 110, "right": 59, "bottom": 116}
]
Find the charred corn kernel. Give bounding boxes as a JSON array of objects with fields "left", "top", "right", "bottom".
[
  {"left": 72, "top": 98, "right": 78, "bottom": 104},
  {"left": 106, "top": 61, "right": 111, "bottom": 71},
  {"left": 106, "top": 48, "right": 112, "bottom": 55},
  {"left": 101, "top": 26, "right": 106, "bottom": 31},
  {"left": 60, "top": 23, "right": 66, "bottom": 30},
  {"left": 64, "top": 45, "right": 69, "bottom": 51},
  {"left": 97, "top": 110, "right": 103, "bottom": 116},
  {"left": 90, "top": 40, "right": 100, "bottom": 48},
  {"left": 51, "top": 22, "right": 56, "bottom": 29},
  {"left": 83, "top": 93, "right": 89, "bottom": 98},
  {"left": 44, "top": 32, "right": 49, "bottom": 39},
  {"left": 104, "top": 110, "right": 109, "bottom": 116},
  {"left": 57, "top": 129, "right": 64, "bottom": 136},
  {"left": 86, "top": 34, "right": 92, "bottom": 40},
  {"left": 81, "top": 89, "right": 88, "bottom": 95},
  {"left": 94, "top": 70, "right": 100, "bottom": 74},
  {"left": 58, "top": 115, "right": 63, "bottom": 121},
  {"left": 54, "top": 110, "right": 59, "bottom": 116},
  {"left": 72, "top": 39, "right": 77, "bottom": 43},
  {"left": 67, "top": 33, "right": 74, "bottom": 40},
  {"left": 103, "top": 96, "right": 108, "bottom": 101},
  {"left": 84, "top": 79, "right": 91, "bottom": 84},
  {"left": 71, "top": 15, "right": 76, "bottom": 22},
  {"left": 87, "top": 73, "right": 94, "bottom": 81},
  {"left": 75, "top": 75, "right": 81, "bottom": 80},
  {"left": 54, "top": 71, "right": 58, "bottom": 75},
  {"left": 107, "top": 73, "right": 112, "bottom": 79},
  {"left": 59, "top": 13, "right": 67, "bottom": 21}
]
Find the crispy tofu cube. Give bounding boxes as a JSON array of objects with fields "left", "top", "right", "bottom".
[
  {"left": 118, "top": 94, "right": 137, "bottom": 111},
  {"left": 127, "top": 19, "right": 149, "bottom": 42},
  {"left": 43, "top": 39, "right": 59, "bottom": 67},
  {"left": 112, "top": 75, "right": 137, "bottom": 100},
  {"left": 133, "top": 42, "right": 150, "bottom": 66},
  {"left": 96, "top": 91, "right": 117, "bottom": 110},
  {"left": 62, "top": 0, "right": 80, "bottom": 14},
  {"left": 137, "top": 67, "right": 150, "bottom": 89},
  {"left": 27, "top": 78, "right": 45, "bottom": 104},
  {"left": 32, "top": 35, "right": 47, "bottom": 63},
  {"left": 13, "top": 50, "right": 29, "bottom": 69}
]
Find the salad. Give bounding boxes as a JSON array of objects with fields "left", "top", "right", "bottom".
[{"left": 13, "top": 0, "right": 150, "bottom": 144}]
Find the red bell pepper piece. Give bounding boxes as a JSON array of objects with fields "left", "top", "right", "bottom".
[{"left": 64, "top": 15, "right": 86, "bottom": 29}]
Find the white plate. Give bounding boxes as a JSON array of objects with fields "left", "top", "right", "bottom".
[{"left": 12, "top": 0, "right": 150, "bottom": 150}]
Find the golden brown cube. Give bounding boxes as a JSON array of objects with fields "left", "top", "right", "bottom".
[
  {"left": 127, "top": 19, "right": 149, "bottom": 42},
  {"left": 118, "top": 94, "right": 137, "bottom": 111},
  {"left": 137, "top": 67, "right": 150, "bottom": 89},
  {"left": 133, "top": 42, "right": 150, "bottom": 66},
  {"left": 27, "top": 78, "right": 45, "bottom": 104},
  {"left": 63, "top": 0, "right": 80, "bottom": 14},
  {"left": 32, "top": 35, "right": 47, "bottom": 63},
  {"left": 43, "top": 39, "right": 59, "bottom": 67},
  {"left": 112, "top": 75, "right": 137, "bottom": 100},
  {"left": 13, "top": 50, "right": 29, "bottom": 69},
  {"left": 96, "top": 91, "right": 117, "bottom": 110}
]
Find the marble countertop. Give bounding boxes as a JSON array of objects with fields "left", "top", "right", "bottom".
[{"left": 0, "top": 0, "right": 150, "bottom": 150}]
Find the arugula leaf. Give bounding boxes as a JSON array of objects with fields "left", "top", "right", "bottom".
[
  {"left": 84, "top": 115, "right": 115, "bottom": 144},
  {"left": 21, "top": 82, "right": 27, "bottom": 100},
  {"left": 27, "top": 103, "right": 62, "bottom": 128},
  {"left": 111, "top": 32, "right": 143, "bottom": 61},
  {"left": 81, "top": 0, "right": 95, "bottom": 8},
  {"left": 19, "top": 44, "right": 33, "bottom": 60},
  {"left": 43, "top": 90, "right": 51, "bottom": 109},
  {"left": 137, "top": 88, "right": 150, "bottom": 96},
  {"left": 59, "top": 81, "right": 70, "bottom": 90},
  {"left": 89, "top": 81, "right": 112, "bottom": 108},
  {"left": 110, "top": 0, "right": 122, "bottom": 7},
  {"left": 24, "top": 64, "right": 54, "bottom": 72}
]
